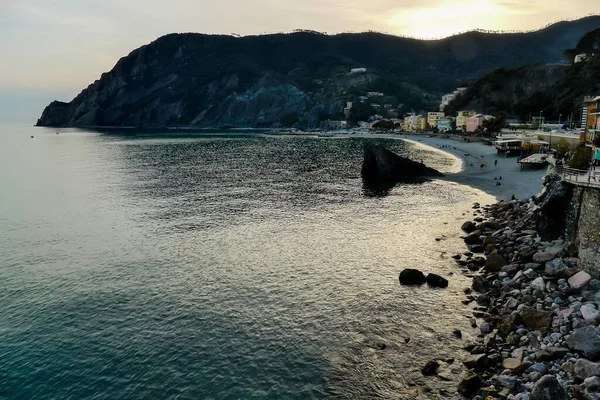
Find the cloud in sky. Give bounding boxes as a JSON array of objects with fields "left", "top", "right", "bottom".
[{"left": 0, "top": 0, "right": 593, "bottom": 110}]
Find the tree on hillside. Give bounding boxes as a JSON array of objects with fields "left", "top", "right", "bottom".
[
  {"left": 372, "top": 120, "right": 396, "bottom": 130},
  {"left": 348, "top": 102, "right": 372, "bottom": 124},
  {"left": 481, "top": 112, "right": 509, "bottom": 134},
  {"left": 564, "top": 28, "right": 600, "bottom": 62}
]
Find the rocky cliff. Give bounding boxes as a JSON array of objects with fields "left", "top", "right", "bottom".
[
  {"left": 361, "top": 144, "right": 443, "bottom": 194},
  {"left": 37, "top": 16, "right": 600, "bottom": 128}
]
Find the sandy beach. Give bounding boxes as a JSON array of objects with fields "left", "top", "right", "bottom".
[{"left": 362, "top": 133, "right": 548, "bottom": 202}]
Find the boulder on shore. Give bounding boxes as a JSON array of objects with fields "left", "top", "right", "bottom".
[
  {"left": 484, "top": 253, "right": 507, "bottom": 272},
  {"left": 461, "top": 221, "right": 477, "bottom": 233},
  {"left": 399, "top": 269, "right": 426, "bottom": 286},
  {"left": 566, "top": 326, "right": 600, "bottom": 360},
  {"left": 531, "top": 375, "right": 568, "bottom": 400}
]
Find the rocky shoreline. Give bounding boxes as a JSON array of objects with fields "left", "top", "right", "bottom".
[{"left": 445, "top": 173, "right": 600, "bottom": 399}]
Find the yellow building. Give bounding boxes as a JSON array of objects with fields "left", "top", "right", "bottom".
[
  {"left": 418, "top": 116, "right": 428, "bottom": 131},
  {"left": 457, "top": 110, "right": 477, "bottom": 132}
]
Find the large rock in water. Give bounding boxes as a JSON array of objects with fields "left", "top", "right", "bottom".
[
  {"left": 399, "top": 269, "right": 426, "bottom": 286},
  {"left": 361, "top": 144, "right": 443, "bottom": 194},
  {"left": 426, "top": 273, "right": 449, "bottom": 288}
]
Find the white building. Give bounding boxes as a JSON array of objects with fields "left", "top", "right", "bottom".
[
  {"left": 350, "top": 68, "right": 367, "bottom": 74},
  {"left": 575, "top": 54, "right": 588, "bottom": 63},
  {"left": 367, "top": 92, "right": 384, "bottom": 97},
  {"left": 439, "top": 87, "right": 467, "bottom": 111}
]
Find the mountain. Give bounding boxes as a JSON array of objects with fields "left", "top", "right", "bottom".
[
  {"left": 445, "top": 52, "right": 600, "bottom": 122},
  {"left": 36, "top": 16, "right": 600, "bottom": 129}
]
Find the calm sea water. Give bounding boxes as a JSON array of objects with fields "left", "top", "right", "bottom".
[{"left": 0, "top": 126, "right": 494, "bottom": 399}]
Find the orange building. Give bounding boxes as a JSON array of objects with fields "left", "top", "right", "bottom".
[{"left": 582, "top": 95, "right": 600, "bottom": 142}]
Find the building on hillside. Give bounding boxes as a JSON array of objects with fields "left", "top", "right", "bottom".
[
  {"left": 438, "top": 117, "right": 455, "bottom": 133},
  {"left": 457, "top": 110, "right": 477, "bottom": 132},
  {"left": 575, "top": 54, "right": 589, "bottom": 63},
  {"left": 439, "top": 87, "right": 467, "bottom": 111},
  {"left": 371, "top": 104, "right": 381, "bottom": 111},
  {"left": 404, "top": 114, "right": 419, "bottom": 132},
  {"left": 350, "top": 68, "right": 367, "bottom": 74},
  {"left": 466, "top": 114, "right": 494, "bottom": 133},
  {"left": 343, "top": 102, "right": 353, "bottom": 119},
  {"left": 367, "top": 92, "right": 384, "bottom": 97},
  {"left": 427, "top": 112, "right": 445, "bottom": 128},
  {"left": 359, "top": 96, "right": 368, "bottom": 102},
  {"left": 582, "top": 95, "right": 600, "bottom": 142},
  {"left": 417, "top": 115, "right": 428, "bottom": 131}
]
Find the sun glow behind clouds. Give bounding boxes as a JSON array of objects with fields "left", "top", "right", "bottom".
[{"left": 387, "top": 0, "right": 527, "bottom": 39}]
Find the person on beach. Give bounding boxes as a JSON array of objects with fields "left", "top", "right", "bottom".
[{"left": 495, "top": 159, "right": 498, "bottom": 167}]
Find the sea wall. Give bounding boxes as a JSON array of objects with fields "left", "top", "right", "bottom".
[{"left": 565, "top": 185, "right": 600, "bottom": 275}]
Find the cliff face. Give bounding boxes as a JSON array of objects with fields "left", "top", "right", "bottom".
[
  {"left": 361, "top": 144, "right": 443, "bottom": 195},
  {"left": 36, "top": 16, "right": 600, "bottom": 128}
]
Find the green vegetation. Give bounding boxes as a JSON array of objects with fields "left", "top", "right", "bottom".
[
  {"left": 554, "top": 139, "right": 572, "bottom": 156},
  {"left": 280, "top": 112, "right": 299, "bottom": 127},
  {"left": 348, "top": 103, "right": 373, "bottom": 125},
  {"left": 446, "top": 55, "right": 600, "bottom": 123},
  {"left": 564, "top": 28, "right": 600, "bottom": 62},
  {"left": 372, "top": 120, "right": 397, "bottom": 130},
  {"left": 481, "top": 113, "right": 508, "bottom": 134},
  {"left": 37, "top": 17, "right": 600, "bottom": 128},
  {"left": 568, "top": 143, "right": 593, "bottom": 169}
]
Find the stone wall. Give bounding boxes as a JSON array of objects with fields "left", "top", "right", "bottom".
[{"left": 565, "top": 185, "right": 600, "bottom": 275}]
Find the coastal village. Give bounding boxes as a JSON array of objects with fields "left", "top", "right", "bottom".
[{"left": 321, "top": 55, "right": 600, "bottom": 173}]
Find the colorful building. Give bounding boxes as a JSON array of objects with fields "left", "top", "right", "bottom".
[
  {"left": 582, "top": 95, "right": 600, "bottom": 142},
  {"left": 417, "top": 116, "right": 427, "bottom": 131},
  {"left": 427, "top": 112, "right": 445, "bottom": 128},
  {"left": 466, "top": 114, "right": 494, "bottom": 133},
  {"left": 403, "top": 114, "right": 427, "bottom": 132},
  {"left": 437, "top": 117, "right": 454, "bottom": 133},
  {"left": 457, "top": 110, "right": 477, "bottom": 132}
]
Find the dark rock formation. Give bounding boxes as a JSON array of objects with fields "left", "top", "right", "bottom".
[
  {"left": 426, "top": 273, "right": 449, "bottom": 288},
  {"left": 399, "top": 269, "right": 426, "bottom": 286},
  {"left": 361, "top": 144, "right": 443, "bottom": 194},
  {"left": 534, "top": 173, "right": 574, "bottom": 241}
]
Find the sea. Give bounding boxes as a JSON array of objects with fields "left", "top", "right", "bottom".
[{"left": 0, "top": 126, "right": 495, "bottom": 399}]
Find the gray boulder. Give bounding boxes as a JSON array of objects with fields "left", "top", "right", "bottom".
[
  {"left": 574, "top": 358, "right": 600, "bottom": 381},
  {"left": 531, "top": 375, "right": 568, "bottom": 400},
  {"left": 485, "top": 253, "right": 507, "bottom": 272},
  {"left": 566, "top": 326, "right": 600, "bottom": 360}
]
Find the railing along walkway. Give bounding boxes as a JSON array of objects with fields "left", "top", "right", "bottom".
[{"left": 555, "top": 165, "right": 600, "bottom": 188}]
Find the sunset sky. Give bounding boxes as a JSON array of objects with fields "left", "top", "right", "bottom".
[{"left": 0, "top": 0, "right": 594, "bottom": 122}]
